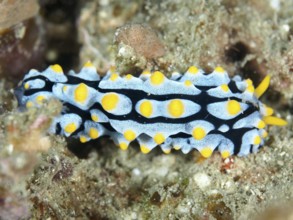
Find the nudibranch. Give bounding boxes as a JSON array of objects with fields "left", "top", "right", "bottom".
[{"left": 14, "top": 62, "right": 287, "bottom": 158}]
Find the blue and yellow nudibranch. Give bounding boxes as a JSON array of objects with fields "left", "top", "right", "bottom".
[{"left": 14, "top": 62, "right": 287, "bottom": 158}]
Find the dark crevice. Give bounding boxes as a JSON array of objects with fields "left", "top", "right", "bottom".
[
  {"left": 39, "top": 0, "right": 84, "bottom": 72},
  {"left": 225, "top": 41, "right": 250, "bottom": 63}
]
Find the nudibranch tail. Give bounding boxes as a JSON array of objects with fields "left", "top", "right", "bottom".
[{"left": 15, "top": 63, "right": 287, "bottom": 158}]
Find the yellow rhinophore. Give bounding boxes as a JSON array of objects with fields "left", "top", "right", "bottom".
[
  {"left": 255, "top": 75, "right": 270, "bottom": 98},
  {"left": 263, "top": 116, "right": 287, "bottom": 126},
  {"left": 253, "top": 75, "right": 287, "bottom": 127}
]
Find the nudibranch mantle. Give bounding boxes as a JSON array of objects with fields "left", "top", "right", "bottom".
[{"left": 15, "top": 62, "right": 287, "bottom": 158}]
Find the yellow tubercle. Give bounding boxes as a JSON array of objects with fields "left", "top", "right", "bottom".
[
  {"left": 64, "top": 123, "right": 77, "bottom": 134},
  {"left": 187, "top": 66, "right": 199, "bottom": 74},
  {"left": 192, "top": 127, "right": 206, "bottom": 140},
  {"left": 221, "top": 150, "right": 231, "bottom": 159},
  {"left": 83, "top": 61, "right": 94, "bottom": 68},
  {"left": 246, "top": 79, "right": 253, "bottom": 86},
  {"left": 74, "top": 83, "right": 88, "bottom": 104},
  {"left": 110, "top": 73, "right": 119, "bottom": 81},
  {"left": 24, "top": 82, "right": 30, "bottom": 89},
  {"left": 80, "top": 135, "right": 88, "bottom": 143},
  {"left": 263, "top": 116, "right": 287, "bottom": 126},
  {"left": 220, "top": 84, "right": 229, "bottom": 92},
  {"left": 125, "top": 74, "right": 133, "bottom": 80},
  {"left": 246, "top": 85, "right": 255, "bottom": 93},
  {"left": 26, "top": 101, "right": 33, "bottom": 108},
  {"left": 227, "top": 100, "right": 241, "bottom": 115},
  {"left": 173, "top": 145, "right": 181, "bottom": 150},
  {"left": 91, "top": 114, "right": 99, "bottom": 122},
  {"left": 200, "top": 147, "right": 213, "bottom": 158},
  {"left": 162, "top": 149, "right": 171, "bottom": 154},
  {"left": 141, "top": 70, "right": 151, "bottom": 75},
  {"left": 109, "top": 66, "right": 116, "bottom": 74},
  {"left": 124, "top": 130, "right": 136, "bottom": 141},
  {"left": 214, "top": 66, "right": 225, "bottom": 73},
  {"left": 140, "top": 145, "right": 151, "bottom": 154},
  {"left": 119, "top": 142, "right": 128, "bottom": 150},
  {"left": 257, "top": 120, "right": 266, "bottom": 129},
  {"left": 140, "top": 100, "right": 153, "bottom": 118},
  {"left": 101, "top": 93, "right": 119, "bottom": 111},
  {"left": 89, "top": 127, "right": 99, "bottom": 139},
  {"left": 150, "top": 71, "right": 165, "bottom": 85},
  {"left": 255, "top": 75, "right": 270, "bottom": 98},
  {"left": 168, "top": 99, "right": 184, "bottom": 118},
  {"left": 62, "top": 85, "right": 68, "bottom": 92},
  {"left": 50, "top": 64, "right": 63, "bottom": 74},
  {"left": 36, "top": 95, "right": 46, "bottom": 104},
  {"left": 184, "top": 80, "right": 193, "bottom": 86},
  {"left": 154, "top": 133, "right": 165, "bottom": 145},
  {"left": 253, "top": 136, "right": 261, "bottom": 145}
]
